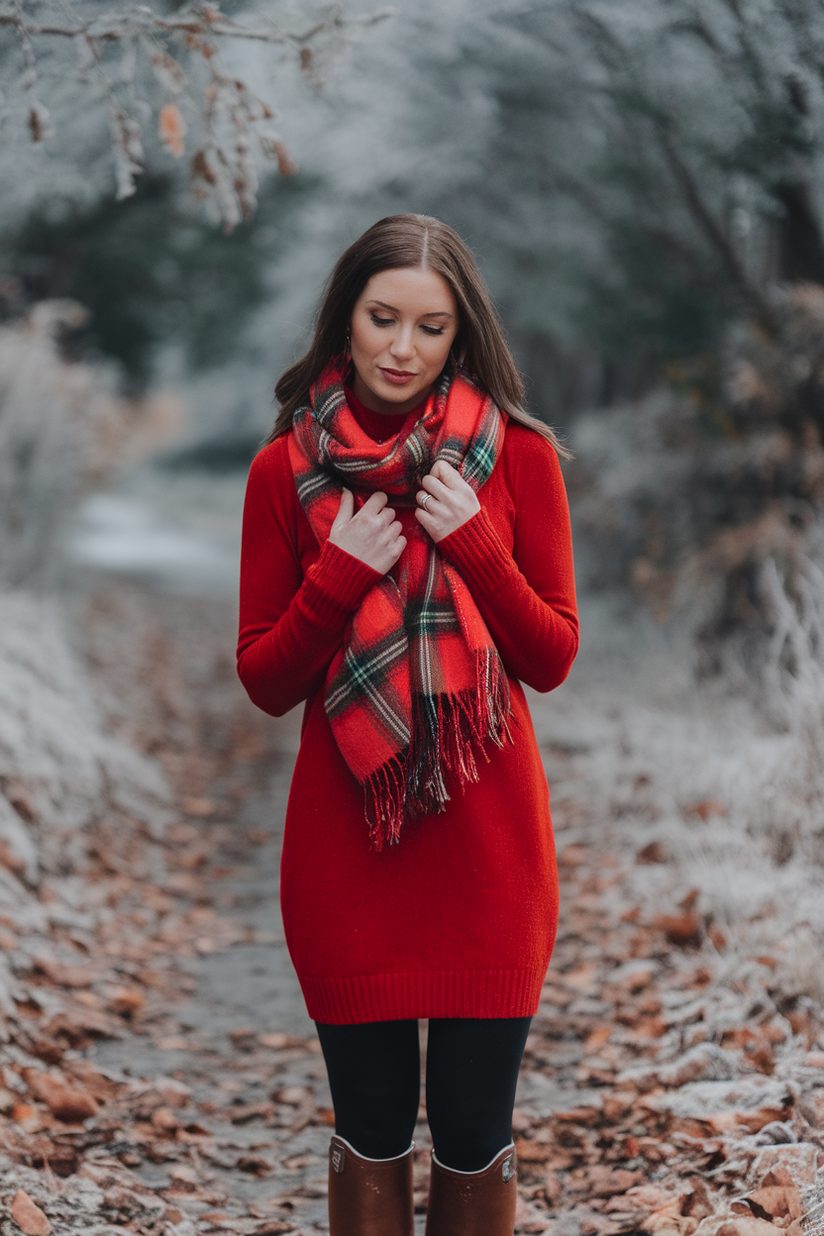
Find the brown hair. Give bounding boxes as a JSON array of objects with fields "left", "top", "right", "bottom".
[{"left": 266, "top": 213, "right": 570, "bottom": 457}]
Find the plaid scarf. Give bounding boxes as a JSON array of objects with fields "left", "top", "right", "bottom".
[{"left": 288, "top": 361, "right": 513, "bottom": 849}]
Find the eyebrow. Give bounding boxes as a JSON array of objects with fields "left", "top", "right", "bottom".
[{"left": 368, "top": 299, "right": 453, "bottom": 319}]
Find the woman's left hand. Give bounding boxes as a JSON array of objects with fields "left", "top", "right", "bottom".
[{"left": 415, "top": 459, "right": 481, "bottom": 543}]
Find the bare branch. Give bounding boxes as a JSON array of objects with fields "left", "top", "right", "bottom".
[
  {"left": 0, "top": 2, "right": 396, "bottom": 228},
  {"left": 654, "top": 119, "right": 778, "bottom": 332},
  {"left": 0, "top": 7, "right": 397, "bottom": 47}
]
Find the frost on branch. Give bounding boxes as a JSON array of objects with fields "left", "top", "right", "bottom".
[
  {"left": 109, "top": 106, "right": 144, "bottom": 201},
  {"left": 0, "top": 2, "right": 393, "bottom": 228}
]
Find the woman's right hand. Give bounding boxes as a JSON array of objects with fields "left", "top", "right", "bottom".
[{"left": 328, "top": 489, "right": 406, "bottom": 574}]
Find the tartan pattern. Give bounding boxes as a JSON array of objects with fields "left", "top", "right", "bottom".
[{"left": 288, "top": 362, "right": 512, "bottom": 849}]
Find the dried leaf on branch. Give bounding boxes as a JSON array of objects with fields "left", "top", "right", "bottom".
[{"left": 0, "top": 1, "right": 394, "bottom": 227}]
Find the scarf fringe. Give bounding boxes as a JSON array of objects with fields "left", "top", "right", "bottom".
[{"left": 364, "top": 649, "right": 514, "bottom": 851}]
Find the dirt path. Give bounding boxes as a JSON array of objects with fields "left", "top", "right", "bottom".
[{"left": 2, "top": 580, "right": 823, "bottom": 1236}]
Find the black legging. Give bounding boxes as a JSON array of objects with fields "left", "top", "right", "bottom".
[{"left": 315, "top": 1017, "right": 531, "bottom": 1172}]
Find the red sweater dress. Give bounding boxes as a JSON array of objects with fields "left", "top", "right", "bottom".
[{"left": 237, "top": 395, "right": 578, "bottom": 1025}]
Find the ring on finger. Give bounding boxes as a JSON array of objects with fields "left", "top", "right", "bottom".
[{"left": 419, "top": 493, "right": 431, "bottom": 513}]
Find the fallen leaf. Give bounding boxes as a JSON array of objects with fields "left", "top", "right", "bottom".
[
  {"left": 681, "top": 1179, "right": 715, "bottom": 1221},
  {"left": 637, "top": 841, "right": 667, "bottom": 864},
  {"left": 167, "top": 1163, "right": 200, "bottom": 1191},
  {"left": 274, "top": 1085, "right": 312, "bottom": 1105},
  {"left": 151, "top": 1105, "right": 181, "bottom": 1131},
  {"left": 4, "top": 778, "right": 38, "bottom": 822},
  {"left": 237, "top": 1154, "right": 273, "bottom": 1175},
  {"left": 23, "top": 1069, "right": 98, "bottom": 1122},
  {"left": 12, "top": 1101, "right": 41, "bottom": 1131},
  {"left": 28, "top": 1038, "right": 64, "bottom": 1066},
  {"left": 229, "top": 1100, "right": 274, "bottom": 1124},
  {"left": 103, "top": 1184, "right": 166, "bottom": 1214},
  {"left": 655, "top": 911, "right": 702, "bottom": 947},
  {"left": 229, "top": 1027, "right": 258, "bottom": 1051},
  {"left": 558, "top": 844, "right": 589, "bottom": 867},
  {"left": 576, "top": 1166, "right": 643, "bottom": 1198},
  {"left": 623, "top": 1186, "right": 678, "bottom": 1211},
  {"left": 560, "top": 962, "right": 600, "bottom": 993},
  {"left": 515, "top": 1137, "right": 555, "bottom": 1163},
  {"left": 687, "top": 800, "right": 726, "bottom": 820},
  {"left": 544, "top": 1168, "right": 563, "bottom": 1204},
  {"left": 32, "top": 956, "right": 96, "bottom": 988},
  {"left": 646, "top": 1204, "right": 697, "bottom": 1236},
  {"left": 259, "top": 1032, "right": 292, "bottom": 1049},
  {"left": 42, "top": 1006, "right": 118, "bottom": 1044},
  {"left": 752, "top": 1144, "right": 817, "bottom": 1184},
  {"left": 714, "top": 1219, "right": 786, "bottom": 1236},
  {"left": 10, "top": 1190, "right": 52, "bottom": 1235},
  {"left": 180, "top": 795, "right": 216, "bottom": 816},
  {"left": 106, "top": 986, "right": 146, "bottom": 1018},
  {"left": 586, "top": 1026, "right": 613, "bottom": 1051},
  {"left": 62, "top": 1058, "right": 121, "bottom": 1102},
  {"left": 746, "top": 1185, "right": 802, "bottom": 1221}
]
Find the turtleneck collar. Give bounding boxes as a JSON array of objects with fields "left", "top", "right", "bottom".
[{"left": 345, "top": 385, "right": 427, "bottom": 445}]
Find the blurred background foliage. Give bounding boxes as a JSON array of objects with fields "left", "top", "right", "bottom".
[
  {"left": 3, "top": 0, "right": 824, "bottom": 660},
  {"left": 0, "top": 173, "right": 311, "bottom": 391}
]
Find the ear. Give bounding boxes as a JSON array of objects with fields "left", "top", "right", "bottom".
[{"left": 449, "top": 337, "right": 467, "bottom": 369}]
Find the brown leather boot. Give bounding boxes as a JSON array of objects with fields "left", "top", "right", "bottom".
[
  {"left": 328, "top": 1136, "right": 415, "bottom": 1236},
  {"left": 425, "top": 1144, "right": 517, "bottom": 1236}
]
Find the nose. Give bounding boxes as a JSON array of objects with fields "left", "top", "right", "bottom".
[{"left": 389, "top": 325, "right": 415, "bottom": 362}]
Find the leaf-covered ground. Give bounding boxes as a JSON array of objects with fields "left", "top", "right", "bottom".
[{"left": 1, "top": 581, "right": 823, "bottom": 1236}]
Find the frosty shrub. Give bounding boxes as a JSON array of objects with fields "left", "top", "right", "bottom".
[
  {"left": 0, "top": 300, "right": 132, "bottom": 589},
  {"left": 0, "top": 591, "right": 172, "bottom": 909},
  {"left": 570, "top": 283, "right": 824, "bottom": 662}
]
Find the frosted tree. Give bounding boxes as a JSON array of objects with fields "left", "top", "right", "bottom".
[
  {"left": 327, "top": 0, "right": 824, "bottom": 386},
  {"left": 315, "top": 0, "right": 824, "bottom": 640},
  {"left": 0, "top": 1, "right": 391, "bottom": 230},
  {"left": 528, "top": 0, "right": 824, "bottom": 638}
]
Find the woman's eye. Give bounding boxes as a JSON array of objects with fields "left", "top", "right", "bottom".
[
  {"left": 422, "top": 325, "right": 445, "bottom": 336},
  {"left": 370, "top": 315, "right": 394, "bottom": 327}
]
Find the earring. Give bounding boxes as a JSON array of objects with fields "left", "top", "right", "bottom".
[{"left": 336, "top": 330, "right": 352, "bottom": 375}]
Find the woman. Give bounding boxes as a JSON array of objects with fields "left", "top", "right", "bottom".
[{"left": 237, "top": 214, "right": 578, "bottom": 1236}]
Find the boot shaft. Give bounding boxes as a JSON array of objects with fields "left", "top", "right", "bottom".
[
  {"left": 328, "top": 1136, "right": 414, "bottom": 1236},
  {"left": 425, "top": 1145, "right": 517, "bottom": 1236}
]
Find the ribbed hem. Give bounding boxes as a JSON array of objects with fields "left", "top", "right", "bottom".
[
  {"left": 301, "top": 967, "right": 543, "bottom": 1025},
  {"left": 438, "top": 510, "right": 514, "bottom": 593},
  {"left": 301, "top": 541, "right": 383, "bottom": 622}
]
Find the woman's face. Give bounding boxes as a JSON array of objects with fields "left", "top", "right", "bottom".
[{"left": 348, "top": 267, "right": 460, "bottom": 416}]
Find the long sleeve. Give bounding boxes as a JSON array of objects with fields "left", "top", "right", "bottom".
[
  {"left": 236, "top": 440, "right": 381, "bottom": 717},
  {"left": 438, "top": 427, "right": 578, "bottom": 692}
]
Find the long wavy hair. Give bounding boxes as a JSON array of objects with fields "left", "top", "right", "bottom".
[{"left": 266, "top": 213, "right": 570, "bottom": 456}]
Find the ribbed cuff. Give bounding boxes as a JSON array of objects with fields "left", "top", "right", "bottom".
[
  {"left": 438, "top": 509, "right": 514, "bottom": 593},
  {"left": 301, "top": 541, "right": 382, "bottom": 623}
]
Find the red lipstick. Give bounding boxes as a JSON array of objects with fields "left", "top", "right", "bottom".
[{"left": 380, "top": 368, "right": 416, "bottom": 385}]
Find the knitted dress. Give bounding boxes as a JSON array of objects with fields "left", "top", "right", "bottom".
[{"left": 237, "top": 394, "right": 578, "bottom": 1025}]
